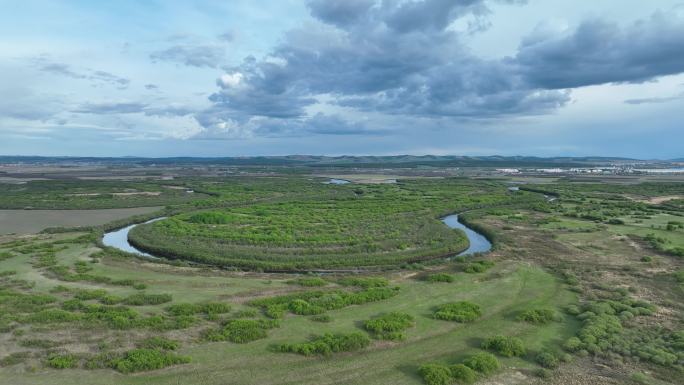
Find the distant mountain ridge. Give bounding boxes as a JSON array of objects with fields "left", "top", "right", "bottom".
[{"left": 0, "top": 155, "right": 658, "bottom": 168}]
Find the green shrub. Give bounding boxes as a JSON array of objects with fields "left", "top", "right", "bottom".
[
  {"left": 563, "top": 337, "right": 583, "bottom": 352},
  {"left": 517, "top": 308, "right": 559, "bottom": 324},
  {"left": 166, "top": 302, "right": 231, "bottom": 316},
  {"left": 481, "top": 335, "right": 526, "bottom": 357},
  {"left": 123, "top": 293, "right": 172, "bottom": 306},
  {"left": 418, "top": 364, "right": 451, "bottom": 385},
  {"left": 426, "top": 273, "right": 454, "bottom": 283},
  {"left": 675, "top": 269, "right": 684, "bottom": 284},
  {"left": 275, "top": 333, "right": 370, "bottom": 356},
  {"left": 364, "top": 312, "right": 414, "bottom": 340},
  {"left": 205, "top": 319, "right": 280, "bottom": 343},
  {"left": 112, "top": 349, "right": 190, "bottom": 373},
  {"left": 449, "top": 364, "right": 477, "bottom": 384},
  {"left": 47, "top": 354, "right": 77, "bottom": 369},
  {"left": 536, "top": 350, "right": 560, "bottom": 369},
  {"left": 137, "top": 337, "right": 179, "bottom": 351},
  {"left": 338, "top": 277, "right": 389, "bottom": 288},
  {"left": 433, "top": 301, "right": 482, "bottom": 322},
  {"left": 288, "top": 299, "right": 325, "bottom": 315},
  {"left": 463, "top": 352, "right": 500, "bottom": 375},
  {"left": 463, "top": 261, "right": 495, "bottom": 274}
]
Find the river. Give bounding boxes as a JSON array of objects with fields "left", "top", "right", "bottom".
[
  {"left": 441, "top": 214, "right": 492, "bottom": 256},
  {"left": 103, "top": 213, "right": 492, "bottom": 262}
]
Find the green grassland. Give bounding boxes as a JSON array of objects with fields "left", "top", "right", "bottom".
[
  {"left": 0, "top": 180, "right": 203, "bottom": 209},
  {"left": 0, "top": 175, "right": 682, "bottom": 385},
  {"left": 0, "top": 233, "right": 576, "bottom": 385}
]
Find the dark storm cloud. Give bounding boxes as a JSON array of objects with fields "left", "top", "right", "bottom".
[
  {"left": 196, "top": 1, "right": 684, "bottom": 138},
  {"left": 513, "top": 12, "right": 684, "bottom": 89},
  {"left": 150, "top": 44, "right": 225, "bottom": 68},
  {"left": 305, "top": 113, "right": 378, "bottom": 135}
]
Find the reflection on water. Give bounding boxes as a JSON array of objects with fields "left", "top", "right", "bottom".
[
  {"left": 441, "top": 214, "right": 492, "bottom": 256},
  {"left": 102, "top": 217, "right": 165, "bottom": 258},
  {"left": 325, "top": 179, "right": 351, "bottom": 185}
]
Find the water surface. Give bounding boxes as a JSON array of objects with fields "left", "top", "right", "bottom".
[
  {"left": 102, "top": 217, "right": 165, "bottom": 258},
  {"left": 441, "top": 214, "right": 492, "bottom": 256}
]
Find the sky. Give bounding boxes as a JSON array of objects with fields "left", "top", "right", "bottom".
[{"left": 0, "top": 0, "right": 683, "bottom": 159}]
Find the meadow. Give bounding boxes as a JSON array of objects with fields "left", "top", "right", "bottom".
[{"left": 0, "top": 174, "right": 681, "bottom": 385}]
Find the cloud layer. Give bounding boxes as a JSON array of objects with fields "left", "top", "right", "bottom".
[{"left": 196, "top": 0, "right": 684, "bottom": 138}]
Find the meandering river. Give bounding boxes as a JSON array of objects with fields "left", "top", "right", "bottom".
[
  {"left": 441, "top": 214, "right": 492, "bottom": 256},
  {"left": 102, "top": 217, "right": 165, "bottom": 258},
  {"left": 102, "top": 213, "right": 492, "bottom": 261}
]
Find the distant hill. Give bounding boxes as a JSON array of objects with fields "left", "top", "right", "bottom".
[{"left": 0, "top": 155, "right": 651, "bottom": 169}]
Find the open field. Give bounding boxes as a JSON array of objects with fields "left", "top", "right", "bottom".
[
  {"left": 0, "top": 172, "right": 681, "bottom": 385},
  {"left": 0, "top": 207, "right": 162, "bottom": 235}
]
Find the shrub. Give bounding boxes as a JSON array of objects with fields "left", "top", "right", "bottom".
[
  {"left": 275, "top": 333, "right": 370, "bottom": 356},
  {"left": 563, "top": 337, "right": 583, "bottom": 352},
  {"left": 426, "top": 273, "right": 454, "bottom": 283},
  {"left": 47, "top": 354, "right": 77, "bottom": 369},
  {"left": 288, "top": 299, "right": 325, "bottom": 315},
  {"left": 463, "top": 352, "right": 500, "bottom": 375},
  {"left": 206, "top": 319, "right": 280, "bottom": 343},
  {"left": 137, "top": 337, "right": 179, "bottom": 351},
  {"left": 112, "top": 349, "right": 190, "bottom": 373},
  {"left": 433, "top": 301, "right": 482, "bottom": 322},
  {"left": 166, "top": 302, "right": 231, "bottom": 316},
  {"left": 338, "top": 277, "right": 389, "bottom": 288},
  {"left": 481, "top": 335, "right": 526, "bottom": 357},
  {"left": 449, "top": 364, "right": 477, "bottom": 384},
  {"left": 123, "top": 293, "right": 172, "bottom": 306},
  {"left": 418, "top": 364, "right": 451, "bottom": 385},
  {"left": 517, "top": 308, "right": 559, "bottom": 324},
  {"left": 536, "top": 350, "right": 560, "bottom": 369},
  {"left": 364, "top": 312, "right": 414, "bottom": 340},
  {"left": 463, "top": 261, "right": 495, "bottom": 274}
]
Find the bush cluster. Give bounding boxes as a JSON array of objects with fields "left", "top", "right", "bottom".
[
  {"left": 47, "top": 354, "right": 77, "bottom": 369},
  {"left": 112, "top": 349, "right": 190, "bottom": 373},
  {"left": 481, "top": 335, "right": 526, "bottom": 357},
  {"left": 123, "top": 293, "right": 173, "bottom": 306},
  {"left": 516, "top": 308, "right": 560, "bottom": 324},
  {"left": 137, "top": 336, "right": 179, "bottom": 351},
  {"left": 275, "top": 332, "right": 370, "bottom": 356},
  {"left": 418, "top": 352, "right": 500, "bottom": 385},
  {"left": 251, "top": 287, "right": 400, "bottom": 319},
  {"left": 433, "top": 301, "right": 482, "bottom": 322},
  {"left": 338, "top": 277, "right": 389, "bottom": 288},
  {"left": 425, "top": 273, "right": 454, "bottom": 283},
  {"left": 463, "top": 261, "right": 495, "bottom": 274},
  {"left": 204, "top": 319, "right": 280, "bottom": 343},
  {"left": 364, "top": 312, "right": 415, "bottom": 340},
  {"left": 165, "top": 302, "right": 231, "bottom": 316}
]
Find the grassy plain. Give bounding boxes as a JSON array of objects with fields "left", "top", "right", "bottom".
[{"left": 0, "top": 174, "right": 681, "bottom": 385}]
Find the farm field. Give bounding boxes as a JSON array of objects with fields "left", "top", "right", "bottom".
[
  {"left": 0, "top": 207, "right": 161, "bottom": 235},
  {"left": 0, "top": 173, "right": 681, "bottom": 385}
]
